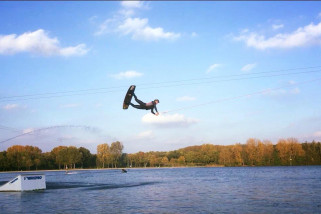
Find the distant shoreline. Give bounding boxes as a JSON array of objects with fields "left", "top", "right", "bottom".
[
  {"left": 3, "top": 165, "right": 320, "bottom": 174},
  {"left": 0, "top": 165, "right": 228, "bottom": 173}
]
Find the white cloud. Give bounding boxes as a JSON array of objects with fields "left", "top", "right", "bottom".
[
  {"left": 0, "top": 29, "right": 88, "bottom": 56},
  {"left": 176, "top": 96, "right": 196, "bottom": 102},
  {"left": 60, "top": 103, "right": 80, "bottom": 108},
  {"left": 206, "top": 64, "right": 221, "bottom": 73},
  {"left": 95, "top": 2, "right": 180, "bottom": 41},
  {"left": 118, "top": 17, "right": 180, "bottom": 41},
  {"left": 142, "top": 113, "right": 198, "bottom": 128},
  {"left": 121, "top": 1, "right": 145, "bottom": 9},
  {"left": 241, "top": 63, "right": 257, "bottom": 72},
  {"left": 234, "top": 20, "right": 321, "bottom": 50},
  {"left": 2, "top": 104, "right": 18, "bottom": 110},
  {"left": 136, "top": 130, "right": 154, "bottom": 139},
  {"left": 95, "top": 18, "right": 118, "bottom": 36},
  {"left": 262, "top": 87, "right": 300, "bottom": 96},
  {"left": 272, "top": 24, "right": 284, "bottom": 30},
  {"left": 23, "top": 128, "right": 34, "bottom": 134},
  {"left": 111, "top": 70, "right": 143, "bottom": 79},
  {"left": 191, "top": 32, "right": 198, "bottom": 38},
  {"left": 59, "top": 44, "right": 88, "bottom": 57}
]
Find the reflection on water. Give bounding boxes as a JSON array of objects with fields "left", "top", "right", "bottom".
[
  {"left": 0, "top": 167, "right": 320, "bottom": 213},
  {"left": 46, "top": 181, "right": 160, "bottom": 191}
]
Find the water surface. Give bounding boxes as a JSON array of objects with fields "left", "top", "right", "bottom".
[{"left": 0, "top": 166, "right": 320, "bottom": 213}]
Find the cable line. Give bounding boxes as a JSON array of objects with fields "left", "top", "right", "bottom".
[
  {"left": 0, "top": 125, "right": 21, "bottom": 133},
  {"left": 1, "top": 65, "right": 321, "bottom": 102},
  {"left": 0, "top": 125, "right": 96, "bottom": 144},
  {"left": 139, "top": 69, "right": 321, "bottom": 90},
  {"left": 163, "top": 77, "right": 321, "bottom": 114}
]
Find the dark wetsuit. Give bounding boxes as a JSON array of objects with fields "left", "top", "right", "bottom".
[{"left": 130, "top": 94, "right": 158, "bottom": 115}]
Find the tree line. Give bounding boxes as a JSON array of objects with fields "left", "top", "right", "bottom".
[{"left": 0, "top": 138, "right": 320, "bottom": 171}]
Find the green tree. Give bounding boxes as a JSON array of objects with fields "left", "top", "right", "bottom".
[
  {"left": 67, "top": 146, "right": 82, "bottom": 169},
  {"left": 42, "top": 152, "right": 56, "bottom": 170},
  {"left": 0, "top": 151, "right": 8, "bottom": 171},
  {"left": 51, "top": 146, "right": 68, "bottom": 169},
  {"left": 110, "top": 141, "right": 124, "bottom": 168},
  {"left": 79, "top": 147, "right": 92, "bottom": 168},
  {"left": 23, "top": 145, "right": 42, "bottom": 170},
  {"left": 57, "top": 147, "right": 69, "bottom": 169},
  {"left": 302, "top": 141, "right": 321, "bottom": 165}
]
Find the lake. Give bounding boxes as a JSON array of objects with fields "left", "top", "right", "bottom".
[{"left": 0, "top": 166, "right": 320, "bottom": 213}]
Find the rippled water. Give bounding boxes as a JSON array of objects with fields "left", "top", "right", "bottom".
[{"left": 0, "top": 166, "right": 320, "bottom": 213}]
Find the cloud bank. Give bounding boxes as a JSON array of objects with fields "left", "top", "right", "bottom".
[
  {"left": 136, "top": 130, "right": 154, "bottom": 139},
  {"left": 111, "top": 70, "right": 143, "bottom": 79},
  {"left": 142, "top": 113, "right": 198, "bottom": 128},
  {"left": 234, "top": 21, "right": 321, "bottom": 50},
  {"left": 95, "top": 2, "right": 180, "bottom": 41},
  {"left": 0, "top": 29, "right": 88, "bottom": 56},
  {"left": 2, "top": 104, "right": 18, "bottom": 110}
]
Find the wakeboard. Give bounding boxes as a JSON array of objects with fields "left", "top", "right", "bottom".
[{"left": 123, "top": 85, "right": 136, "bottom": 109}]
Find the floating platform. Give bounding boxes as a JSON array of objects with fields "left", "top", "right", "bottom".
[{"left": 0, "top": 174, "right": 46, "bottom": 192}]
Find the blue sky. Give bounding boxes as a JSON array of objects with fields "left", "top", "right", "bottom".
[{"left": 1, "top": 1, "right": 321, "bottom": 153}]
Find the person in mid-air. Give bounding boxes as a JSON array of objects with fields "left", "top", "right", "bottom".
[{"left": 130, "top": 93, "right": 159, "bottom": 116}]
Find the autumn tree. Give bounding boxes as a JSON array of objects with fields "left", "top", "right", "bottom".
[
  {"left": 6, "top": 145, "right": 25, "bottom": 170},
  {"left": 219, "top": 146, "right": 231, "bottom": 166},
  {"left": 276, "top": 138, "right": 305, "bottom": 165},
  {"left": 244, "top": 138, "right": 259, "bottom": 166},
  {"left": 161, "top": 156, "right": 169, "bottom": 167},
  {"left": 262, "top": 140, "right": 274, "bottom": 166},
  {"left": 137, "top": 152, "right": 148, "bottom": 167},
  {"left": 97, "top": 143, "right": 110, "bottom": 168},
  {"left": 178, "top": 156, "right": 186, "bottom": 166},
  {"left": 231, "top": 144, "right": 243, "bottom": 166},
  {"left": 199, "top": 144, "right": 214, "bottom": 165},
  {"left": 127, "top": 153, "right": 136, "bottom": 167},
  {"left": 2, "top": 139, "right": 320, "bottom": 171},
  {"left": 148, "top": 154, "right": 158, "bottom": 167}
]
